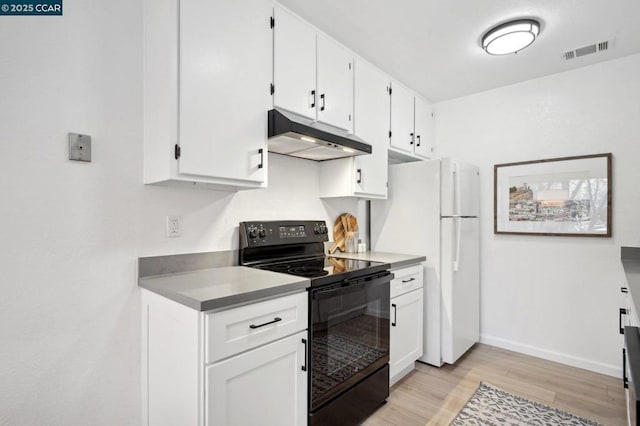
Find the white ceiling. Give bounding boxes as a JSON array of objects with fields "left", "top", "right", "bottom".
[{"left": 277, "top": 0, "right": 640, "bottom": 102}]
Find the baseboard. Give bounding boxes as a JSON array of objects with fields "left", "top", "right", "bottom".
[
  {"left": 390, "top": 363, "right": 416, "bottom": 387},
  {"left": 480, "top": 334, "right": 621, "bottom": 378}
]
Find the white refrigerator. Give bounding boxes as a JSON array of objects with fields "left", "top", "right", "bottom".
[{"left": 371, "top": 158, "right": 480, "bottom": 366}]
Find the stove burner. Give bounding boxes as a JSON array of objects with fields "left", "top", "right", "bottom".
[
  {"left": 254, "top": 255, "right": 387, "bottom": 285},
  {"left": 288, "top": 266, "right": 329, "bottom": 278}
]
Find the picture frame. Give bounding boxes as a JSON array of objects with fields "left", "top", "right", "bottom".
[{"left": 494, "top": 153, "right": 612, "bottom": 237}]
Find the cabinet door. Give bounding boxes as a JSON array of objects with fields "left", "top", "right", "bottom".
[
  {"left": 273, "top": 5, "right": 317, "bottom": 120},
  {"left": 353, "top": 59, "right": 390, "bottom": 198},
  {"left": 206, "top": 331, "right": 308, "bottom": 426},
  {"left": 414, "top": 96, "right": 434, "bottom": 158},
  {"left": 390, "top": 81, "right": 415, "bottom": 153},
  {"left": 179, "top": 0, "right": 270, "bottom": 183},
  {"left": 390, "top": 289, "right": 423, "bottom": 381},
  {"left": 317, "top": 33, "right": 354, "bottom": 132}
]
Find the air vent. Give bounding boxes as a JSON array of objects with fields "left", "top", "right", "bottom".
[{"left": 562, "top": 38, "right": 614, "bottom": 61}]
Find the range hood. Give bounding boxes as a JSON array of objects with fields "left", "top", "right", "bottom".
[{"left": 268, "top": 108, "right": 372, "bottom": 161}]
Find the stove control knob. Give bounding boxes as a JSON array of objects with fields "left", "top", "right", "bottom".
[
  {"left": 248, "top": 229, "right": 257, "bottom": 239},
  {"left": 258, "top": 229, "right": 266, "bottom": 238}
]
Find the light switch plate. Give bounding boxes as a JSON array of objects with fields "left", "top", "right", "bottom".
[{"left": 69, "top": 133, "right": 92, "bottom": 162}]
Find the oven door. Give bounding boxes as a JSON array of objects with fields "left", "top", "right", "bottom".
[{"left": 309, "top": 271, "right": 391, "bottom": 412}]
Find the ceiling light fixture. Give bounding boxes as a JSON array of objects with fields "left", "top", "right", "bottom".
[{"left": 482, "top": 19, "right": 540, "bottom": 55}]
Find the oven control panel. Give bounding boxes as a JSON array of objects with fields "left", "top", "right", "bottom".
[{"left": 240, "top": 220, "right": 329, "bottom": 248}]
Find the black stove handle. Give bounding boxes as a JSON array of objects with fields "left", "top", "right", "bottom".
[
  {"left": 249, "top": 317, "right": 282, "bottom": 329},
  {"left": 312, "top": 271, "right": 392, "bottom": 297}
]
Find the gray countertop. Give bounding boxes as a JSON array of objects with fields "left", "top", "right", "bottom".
[
  {"left": 330, "top": 251, "right": 425, "bottom": 269},
  {"left": 139, "top": 266, "right": 310, "bottom": 311},
  {"left": 138, "top": 249, "right": 422, "bottom": 311},
  {"left": 622, "top": 247, "right": 640, "bottom": 316}
]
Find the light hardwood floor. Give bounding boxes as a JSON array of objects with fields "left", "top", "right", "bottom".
[{"left": 364, "top": 344, "right": 626, "bottom": 426}]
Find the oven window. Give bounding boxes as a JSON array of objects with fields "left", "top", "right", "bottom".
[{"left": 309, "top": 274, "right": 390, "bottom": 410}]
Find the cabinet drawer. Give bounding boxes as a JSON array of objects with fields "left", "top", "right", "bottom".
[
  {"left": 205, "top": 292, "right": 308, "bottom": 364},
  {"left": 390, "top": 264, "right": 423, "bottom": 298}
]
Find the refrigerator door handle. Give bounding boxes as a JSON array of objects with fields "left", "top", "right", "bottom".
[
  {"left": 453, "top": 217, "right": 461, "bottom": 272},
  {"left": 454, "top": 162, "right": 461, "bottom": 217}
]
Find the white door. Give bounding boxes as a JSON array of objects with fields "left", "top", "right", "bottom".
[
  {"left": 317, "top": 33, "right": 353, "bottom": 131},
  {"left": 353, "top": 58, "right": 390, "bottom": 198},
  {"left": 440, "top": 159, "right": 480, "bottom": 217},
  {"left": 440, "top": 217, "right": 480, "bottom": 364},
  {"left": 206, "top": 331, "right": 308, "bottom": 426},
  {"left": 273, "top": 5, "right": 317, "bottom": 120},
  {"left": 390, "top": 81, "right": 415, "bottom": 153},
  {"left": 179, "top": 0, "right": 270, "bottom": 183},
  {"left": 414, "top": 97, "right": 434, "bottom": 159},
  {"left": 390, "top": 289, "right": 424, "bottom": 381}
]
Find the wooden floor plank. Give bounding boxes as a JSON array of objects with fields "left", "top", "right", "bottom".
[{"left": 363, "top": 344, "right": 626, "bottom": 426}]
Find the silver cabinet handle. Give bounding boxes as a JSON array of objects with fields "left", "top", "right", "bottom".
[{"left": 402, "top": 277, "right": 416, "bottom": 283}]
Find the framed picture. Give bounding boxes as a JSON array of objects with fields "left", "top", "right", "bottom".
[{"left": 494, "top": 153, "right": 612, "bottom": 237}]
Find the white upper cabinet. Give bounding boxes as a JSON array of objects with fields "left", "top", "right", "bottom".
[
  {"left": 390, "top": 81, "right": 415, "bottom": 154},
  {"left": 272, "top": 5, "right": 354, "bottom": 131},
  {"left": 272, "top": 5, "right": 317, "bottom": 120},
  {"left": 179, "top": 0, "right": 271, "bottom": 184},
  {"left": 143, "top": 0, "right": 271, "bottom": 190},
  {"left": 390, "top": 80, "right": 435, "bottom": 161},
  {"left": 317, "top": 34, "right": 354, "bottom": 132},
  {"left": 414, "top": 96, "right": 434, "bottom": 158},
  {"left": 352, "top": 59, "right": 390, "bottom": 197},
  {"left": 319, "top": 58, "right": 389, "bottom": 199}
]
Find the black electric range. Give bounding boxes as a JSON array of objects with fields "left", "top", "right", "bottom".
[
  {"left": 239, "top": 220, "right": 392, "bottom": 426},
  {"left": 239, "top": 220, "right": 389, "bottom": 284}
]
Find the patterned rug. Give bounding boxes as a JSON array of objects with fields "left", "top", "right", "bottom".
[{"left": 450, "top": 382, "right": 603, "bottom": 425}]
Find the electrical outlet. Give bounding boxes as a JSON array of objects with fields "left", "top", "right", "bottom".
[{"left": 166, "top": 215, "right": 182, "bottom": 238}]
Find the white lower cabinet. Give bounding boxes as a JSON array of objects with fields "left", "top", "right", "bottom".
[
  {"left": 142, "top": 289, "right": 308, "bottom": 426},
  {"left": 207, "top": 331, "right": 307, "bottom": 426},
  {"left": 389, "top": 265, "right": 424, "bottom": 386}
]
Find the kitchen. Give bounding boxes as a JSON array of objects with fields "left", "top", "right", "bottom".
[{"left": 1, "top": 0, "right": 639, "bottom": 425}]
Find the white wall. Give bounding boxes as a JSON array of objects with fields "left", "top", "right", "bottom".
[
  {"left": 434, "top": 53, "right": 640, "bottom": 376},
  {"left": 0, "top": 1, "right": 358, "bottom": 424}
]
